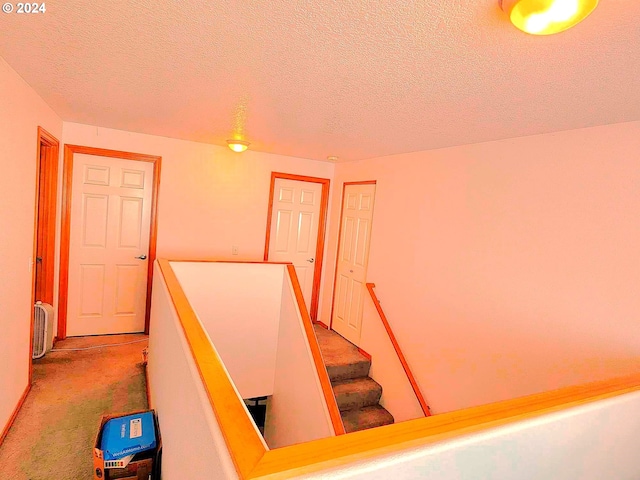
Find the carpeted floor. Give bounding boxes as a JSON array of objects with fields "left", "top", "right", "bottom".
[{"left": 0, "top": 334, "right": 149, "bottom": 480}]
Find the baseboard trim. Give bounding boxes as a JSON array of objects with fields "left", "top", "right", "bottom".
[
  {"left": 357, "top": 347, "right": 372, "bottom": 361},
  {"left": 314, "top": 321, "right": 329, "bottom": 330},
  {"left": 144, "top": 363, "right": 153, "bottom": 409},
  {"left": 0, "top": 383, "right": 31, "bottom": 447}
]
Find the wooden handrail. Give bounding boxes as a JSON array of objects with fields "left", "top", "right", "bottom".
[
  {"left": 251, "top": 372, "right": 640, "bottom": 478},
  {"left": 286, "top": 264, "right": 346, "bottom": 435},
  {"left": 157, "top": 259, "right": 267, "bottom": 477},
  {"left": 155, "top": 259, "right": 640, "bottom": 479},
  {"left": 157, "top": 259, "right": 344, "bottom": 477},
  {"left": 365, "top": 283, "right": 431, "bottom": 417}
]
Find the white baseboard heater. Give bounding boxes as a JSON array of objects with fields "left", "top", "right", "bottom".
[{"left": 33, "top": 301, "right": 54, "bottom": 359}]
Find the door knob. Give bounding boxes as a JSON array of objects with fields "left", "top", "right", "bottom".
[
  {"left": 135, "top": 254, "right": 147, "bottom": 260},
  {"left": 307, "top": 258, "right": 315, "bottom": 263}
]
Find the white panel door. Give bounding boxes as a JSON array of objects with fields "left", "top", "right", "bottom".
[
  {"left": 268, "top": 178, "right": 323, "bottom": 311},
  {"left": 66, "top": 154, "right": 153, "bottom": 336},
  {"left": 331, "top": 183, "right": 376, "bottom": 346}
]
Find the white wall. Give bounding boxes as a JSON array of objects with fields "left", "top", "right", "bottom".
[
  {"left": 147, "top": 264, "right": 242, "bottom": 480},
  {"left": 61, "top": 122, "right": 335, "bottom": 322},
  {"left": 169, "top": 260, "right": 334, "bottom": 447},
  {"left": 263, "top": 273, "right": 335, "bottom": 448},
  {"left": 305, "top": 390, "right": 640, "bottom": 479},
  {"left": 170, "top": 261, "right": 284, "bottom": 399},
  {"left": 320, "top": 121, "right": 640, "bottom": 414},
  {"left": 0, "top": 57, "right": 62, "bottom": 436}
]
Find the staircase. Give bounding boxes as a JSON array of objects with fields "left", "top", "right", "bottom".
[{"left": 313, "top": 324, "right": 394, "bottom": 433}]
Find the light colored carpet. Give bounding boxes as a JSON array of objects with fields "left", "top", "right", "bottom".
[
  {"left": 0, "top": 334, "right": 148, "bottom": 480},
  {"left": 313, "top": 325, "right": 394, "bottom": 433},
  {"left": 313, "top": 324, "right": 370, "bottom": 381}
]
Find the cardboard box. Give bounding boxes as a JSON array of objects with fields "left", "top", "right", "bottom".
[
  {"left": 101, "top": 411, "right": 156, "bottom": 462},
  {"left": 93, "top": 410, "right": 162, "bottom": 480}
]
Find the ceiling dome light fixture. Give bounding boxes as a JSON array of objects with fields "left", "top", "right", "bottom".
[
  {"left": 227, "top": 139, "right": 250, "bottom": 153},
  {"left": 500, "top": 0, "right": 598, "bottom": 35}
]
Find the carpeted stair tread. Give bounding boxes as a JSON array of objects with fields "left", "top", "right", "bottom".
[
  {"left": 332, "top": 377, "right": 383, "bottom": 412},
  {"left": 313, "top": 324, "right": 370, "bottom": 381},
  {"left": 341, "top": 405, "right": 395, "bottom": 433},
  {"left": 312, "top": 324, "right": 395, "bottom": 433}
]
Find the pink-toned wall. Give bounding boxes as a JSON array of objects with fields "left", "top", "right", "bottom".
[
  {"left": 320, "top": 121, "right": 640, "bottom": 413},
  {"left": 61, "top": 122, "right": 335, "bottom": 325},
  {"left": 0, "top": 58, "right": 62, "bottom": 436}
]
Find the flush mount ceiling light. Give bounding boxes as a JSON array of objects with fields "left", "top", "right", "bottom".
[
  {"left": 500, "top": 0, "right": 598, "bottom": 35},
  {"left": 226, "top": 139, "right": 250, "bottom": 153}
]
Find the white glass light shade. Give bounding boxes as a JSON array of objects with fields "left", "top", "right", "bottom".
[{"left": 227, "top": 139, "right": 250, "bottom": 153}]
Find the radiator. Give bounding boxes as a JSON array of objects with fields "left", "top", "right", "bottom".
[{"left": 33, "top": 301, "right": 54, "bottom": 359}]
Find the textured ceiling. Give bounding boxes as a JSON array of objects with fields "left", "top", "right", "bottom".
[{"left": 1, "top": 1, "right": 639, "bottom": 161}]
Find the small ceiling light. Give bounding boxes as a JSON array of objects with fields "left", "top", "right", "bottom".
[
  {"left": 227, "top": 139, "right": 250, "bottom": 153},
  {"left": 500, "top": 0, "right": 598, "bottom": 35},
  {"left": 327, "top": 155, "right": 339, "bottom": 162}
]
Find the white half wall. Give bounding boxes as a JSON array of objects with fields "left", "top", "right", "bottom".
[
  {"left": 304, "top": 390, "right": 640, "bottom": 479},
  {"left": 151, "top": 262, "right": 640, "bottom": 480},
  {"left": 170, "top": 261, "right": 284, "bottom": 399},
  {"left": 263, "top": 273, "right": 335, "bottom": 448},
  {"left": 0, "top": 57, "right": 62, "bottom": 437},
  {"left": 147, "top": 264, "right": 241, "bottom": 480}
]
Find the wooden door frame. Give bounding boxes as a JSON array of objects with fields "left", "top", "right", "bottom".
[
  {"left": 29, "top": 127, "right": 60, "bottom": 383},
  {"left": 57, "top": 145, "right": 162, "bottom": 340},
  {"left": 328, "top": 180, "right": 377, "bottom": 331},
  {"left": 33, "top": 127, "right": 60, "bottom": 306},
  {"left": 263, "top": 172, "right": 330, "bottom": 321}
]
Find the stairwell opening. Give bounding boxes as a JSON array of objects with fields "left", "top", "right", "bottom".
[{"left": 244, "top": 396, "right": 268, "bottom": 435}]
